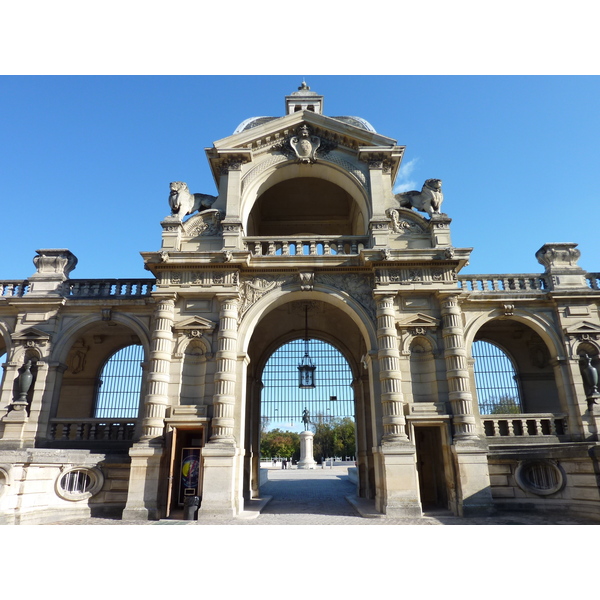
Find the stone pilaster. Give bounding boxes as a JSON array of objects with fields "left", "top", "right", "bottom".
[
  {"left": 209, "top": 294, "right": 239, "bottom": 443},
  {"left": 441, "top": 294, "right": 494, "bottom": 516},
  {"left": 440, "top": 295, "right": 477, "bottom": 440},
  {"left": 199, "top": 293, "right": 240, "bottom": 517},
  {"left": 375, "top": 293, "right": 408, "bottom": 442},
  {"left": 140, "top": 296, "right": 176, "bottom": 443}
]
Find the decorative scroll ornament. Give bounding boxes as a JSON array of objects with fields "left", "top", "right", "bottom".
[
  {"left": 315, "top": 273, "right": 376, "bottom": 322},
  {"left": 385, "top": 209, "right": 425, "bottom": 234},
  {"left": 239, "top": 275, "right": 290, "bottom": 319}
]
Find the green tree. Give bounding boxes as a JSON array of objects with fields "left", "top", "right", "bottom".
[
  {"left": 313, "top": 417, "right": 356, "bottom": 461},
  {"left": 490, "top": 395, "right": 522, "bottom": 414},
  {"left": 260, "top": 429, "right": 300, "bottom": 460}
]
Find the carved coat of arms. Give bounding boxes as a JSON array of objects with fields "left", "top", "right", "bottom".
[{"left": 290, "top": 125, "right": 321, "bottom": 163}]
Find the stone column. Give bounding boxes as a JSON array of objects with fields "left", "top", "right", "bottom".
[
  {"left": 375, "top": 293, "right": 408, "bottom": 442},
  {"left": 440, "top": 295, "right": 477, "bottom": 440},
  {"left": 440, "top": 294, "right": 494, "bottom": 516},
  {"left": 123, "top": 295, "right": 175, "bottom": 520},
  {"left": 141, "top": 296, "right": 176, "bottom": 442},
  {"left": 210, "top": 294, "right": 239, "bottom": 442},
  {"left": 199, "top": 293, "right": 240, "bottom": 517},
  {"left": 374, "top": 293, "right": 421, "bottom": 517}
]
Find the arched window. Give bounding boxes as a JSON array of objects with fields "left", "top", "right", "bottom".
[
  {"left": 472, "top": 340, "right": 522, "bottom": 414},
  {"left": 94, "top": 345, "right": 144, "bottom": 419}
]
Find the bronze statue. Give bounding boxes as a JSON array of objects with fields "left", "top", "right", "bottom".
[{"left": 302, "top": 407, "right": 310, "bottom": 430}]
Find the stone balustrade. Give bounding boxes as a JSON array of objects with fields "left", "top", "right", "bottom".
[
  {"left": 244, "top": 236, "right": 369, "bottom": 257},
  {"left": 587, "top": 273, "right": 600, "bottom": 290},
  {"left": 457, "top": 274, "right": 547, "bottom": 292},
  {"left": 482, "top": 413, "right": 568, "bottom": 439},
  {"left": 0, "top": 280, "right": 30, "bottom": 297},
  {"left": 65, "top": 279, "right": 156, "bottom": 298},
  {"left": 49, "top": 418, "right": 137, "bottom": 442}
]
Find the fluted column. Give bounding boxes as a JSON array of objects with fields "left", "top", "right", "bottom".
[
  {"left": 375, "top": 294, "right": 408, "bottom": 442},
  {"left": 209, "top": 293, "right": 239, "bottom": 443},
  {"left": 140, "top": 296, "right": 175, "bottom": 442},
  {"left": 440, "top": 295, "right": 477, "bottom": 440}
]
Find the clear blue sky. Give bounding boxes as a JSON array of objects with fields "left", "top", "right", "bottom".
[{"left": 2, "top": 75, "right": 599, "bottom": 281}]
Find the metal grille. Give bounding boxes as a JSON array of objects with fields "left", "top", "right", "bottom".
[
  {"left": 94, "top": 344, "right": 144, "bottom": 419},
  {"left": 261, "top": 339, "right": 354, "bottom": 426},
  {"left": 472, "top": 340, "right": 522, "bottom": 414},
  {"left": 60, "top": 470, "right": 91, "bottom": 494}
]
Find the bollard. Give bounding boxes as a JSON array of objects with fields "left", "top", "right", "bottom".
[{"left": 183, "top": 495, "right": 200, "bottom": 520}]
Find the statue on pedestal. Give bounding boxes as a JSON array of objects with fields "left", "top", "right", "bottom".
[{"left": 302, "top": 407, "right": 310, "bottom": 430}]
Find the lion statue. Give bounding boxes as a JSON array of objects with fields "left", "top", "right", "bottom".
[
  {"left": 168, "top": 181, "right": 218, "bottom": 220},
  {"left": 394, "top": 178, "right": 443, "bottom": 217}
]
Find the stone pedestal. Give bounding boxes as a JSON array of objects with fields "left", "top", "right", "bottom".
[
  {"left": 197, "top": 443, "right": 239, "bottom": 517},
  {"left": 297, "top": 430, "right": 317, "bottom": 469},
  {"left": 122, "top": 443, "right": 165, "bottom": 521},
  {"left": 452, "top": 440, "right": 495, "bottom": 517},
  {"left": 376, "top": 442, "right": 422, "bottom": 517}
]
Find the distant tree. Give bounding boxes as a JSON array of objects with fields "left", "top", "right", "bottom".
[
  {"left": 260, "top": 429, "right": 300, "bottom": 460},
  {"left": 490, "top": 395, "right": 522, "bottom": 414},
  {"left": 313, "top": 417, "right": 356, "bottom": 461}
]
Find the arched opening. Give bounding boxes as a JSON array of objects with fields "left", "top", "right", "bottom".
[
  {"left": 243, "top": 297, "right": 376, "bottom": 506},
  {"left": 246, "top": 176, "right": 366, "bottom": 237},
  {"left": 260, "top": 338, "right": 356, "bottom": 465},
  {"left": 472, "top": 319, "right": 560, "bottom": 413},
  {"left": 49, "top": 319, "right": 149, "bottom": 447}
]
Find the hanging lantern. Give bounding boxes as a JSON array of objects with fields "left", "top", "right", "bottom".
[{"left": 298, "top": 305, "right": 316, "bottom": 388}]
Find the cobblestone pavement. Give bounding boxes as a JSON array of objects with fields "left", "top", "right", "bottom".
[{"left": 43, "top": 466, "right": 599, "bottom": 525}]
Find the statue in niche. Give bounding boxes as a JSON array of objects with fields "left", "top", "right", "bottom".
[
  {"left": 168, "top": 181, "right": 218, "bottom": 220},
  {"left": 394, "top": 178, "right": 444, "bottom": 218}
]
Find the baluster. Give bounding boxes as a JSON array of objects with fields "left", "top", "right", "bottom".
[
  {"left": 535, "top": 418, "right": 542, "bottom": 435},
  {"left": 76, "top": 422, "right": 85, "bottom": 440},
  {"left": 522, "top": 419, "right": 530, "bottom": 436},
  {"left": 549, "top": 418, "right": 557, "bottom": 435},
  {"left": 282, "top": 241, "right": 290, "bottom": 256},
  {"left": 310, "top": 240, "right": 316, "bottom": 255},
  {"left": 89, "top": 423, "right": 98, "bottom": 440},
  {"left": 351, "top": 240, "right": 358, "bottom": 254},
  {"left": 493, "top": 419, "right": 500, "bottom": 436},
  {"left": 50, "top": 423, "right": 58, "bottom": 440},
  {"left": 507, "top": 420, "right": 515, "bottom": 436},
  {"left": 267, "top": 241, "right": 275, "bottom": 256},
  {"left": 61, "top": 424, "right": 71, "bottom": 441},
  {"left": 117, "top": 423, "right": 125, "bottom": 440}
]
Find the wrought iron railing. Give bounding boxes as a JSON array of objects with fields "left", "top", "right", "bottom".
[
  {"left": 65, "top": 279, "right": 156, "bottom": 298},
  {"left": 457, "top": 274, "right": 547, "bottom": 292},
  {"left": 482, "top": 413, "right": 568, "bottom": 439},
  {"left": 49, "top": 418, "right": 137, "bottom": 442},
  {"left": 0, "top": 280, "right": 30, "bottom": 297},
  {"left": 244, "top": 236, "right": 369, "bottom": 257}
]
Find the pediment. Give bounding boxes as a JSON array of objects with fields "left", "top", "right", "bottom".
[
  {"left": 11, "top": 327, "right": 50, "bottom": 343},
  {"left": 213, "top": 110, "right": 397, "bottom": 151},
  {"left": 564, "top": 321, "right": 600, "bottom": 337},
  {"left": 396, "top": 313, "right": 440, "bottom": 330},
  {"left": 173, "top": 316, "right": 217, "bottom": 334}
]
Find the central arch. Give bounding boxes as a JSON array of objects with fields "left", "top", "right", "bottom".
[{"left": 237, "top": 288, "right": 379, "bottom": 506}]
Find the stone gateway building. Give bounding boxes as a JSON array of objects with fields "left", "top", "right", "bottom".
[{"left": 1, "top": 84, "right": 600, "bottom": 524}]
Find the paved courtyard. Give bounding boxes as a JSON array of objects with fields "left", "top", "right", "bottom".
[{"left": 42, "top": 465, "right": 600, "bottom": 525}]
